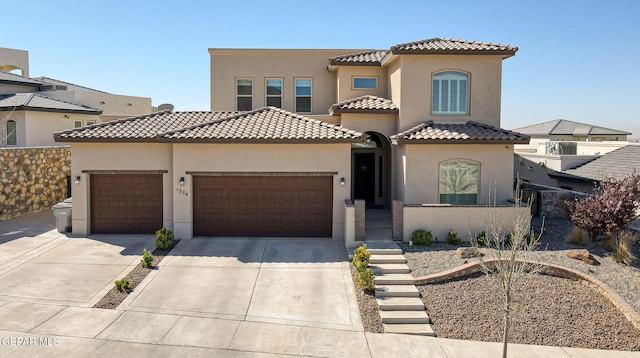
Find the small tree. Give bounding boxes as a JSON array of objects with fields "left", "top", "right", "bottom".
[
  {"left": 470, "top": 183, "right": 543, "bottom": 358},
  {"left": 568, "top": 172, "right": 640, "bottom": 242}
]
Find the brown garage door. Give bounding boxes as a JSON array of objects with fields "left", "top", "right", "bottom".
[
  {"left": 90, "top": 174, "right": 163, "bottom": 234},
  {"left": 193, "top": 175, "right": 333, "bottom": 237}
]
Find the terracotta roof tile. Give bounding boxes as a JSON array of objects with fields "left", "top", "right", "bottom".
[
  {"left": 328, "top": 50, "right": 387, "bottom": 66},
  {"left": 390, "top": 38, "right": 518, "bottom": 56},
  {"left": 329, "top": 95, "right": 398, "bottom": 115},
  {"left": 0, "top": 93, "right": 102, "bottom": 114},
  {"left": 391, "top": 121, "right": 529, "bottom": 144}
]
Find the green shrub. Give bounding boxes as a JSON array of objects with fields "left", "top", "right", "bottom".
[
  {"left": 446, "top": 228, "right": 461, "bottom": 245},
  {"left": 352, "top": 244, "right": 375, "bottom": 291},
  {"left": 115, "top": 278, "right": 130, "bottom": 292},
  {"left": 476, "top": 231, "right": 487, "bottom": 246},
  {"left": 155, "top": 227, "right": 174, "bottom": 250},
  {"left": 141, "top": 248, "right": 154, "bottom": 268},
  {"left": 412, "top": 229, "right": 433, "bottom": 246},
  {"left": 524, "top": 231, "right": 540, "bottom": 245},
  {"left": 357, "top": 267, "right": 376, "bottom": 291}
]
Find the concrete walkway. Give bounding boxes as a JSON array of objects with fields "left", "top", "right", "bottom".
[{"left": 0, "top": 211, "right": 637, "bottom": 357}]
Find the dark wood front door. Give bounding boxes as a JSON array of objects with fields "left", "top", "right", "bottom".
[
  {"left": 192, "top": 175, "right": 333, "bottom": 237},
  {"left": 353, "top": 153, "right": 375, "bottom": 206},
  {"left": 90, "top": 174, "right": 163, "bottom": 234}
]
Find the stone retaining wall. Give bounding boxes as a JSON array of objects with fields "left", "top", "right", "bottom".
[{"left": 0, "top": 146, "right": 71, "bottom": 221}]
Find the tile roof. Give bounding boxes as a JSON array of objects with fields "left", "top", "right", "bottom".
[
  {"left": 389, "top": 38, "right": 518, "bottom": 57},
  {"left": 0, "top": 71, "right": 43, "bottom": 86},
  {"left": 391, "top": 121, "right": 530, "bottom": 144},
  {"left": 329, "top": 95, "right": 398, "bottom": 115},
  {"left": 0, "top": 93, "right": 102, "bottom": 114},
  {"left": 55, "top": 107, "right": 363, "bottom": 143},
  {"left": 558, "top": 145, "right": 640, "bottom": 182},
  {"left": 33, "top": 76, "right": 110, "bottom": 94},
  {"left": 328, "top": 50, "right": 387, "bottom": 66},
  {"left": 512, "top": 119, "right": 631, "bottom": 136}
]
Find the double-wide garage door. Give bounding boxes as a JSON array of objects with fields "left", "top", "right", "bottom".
[
  {"left": 90, "top": 174, "right": 163, "bottom": 234},
  {"left": 193, "top": 175, "right": 333, "bottom": 237}
]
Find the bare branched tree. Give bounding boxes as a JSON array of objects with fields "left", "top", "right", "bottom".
[{"left": 470, "top": 181, "right": 544, "bottom": 358}]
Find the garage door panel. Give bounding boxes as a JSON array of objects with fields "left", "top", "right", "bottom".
[
  {"left": 193, "top": 175, "right": 332, "bottom": 237},
  {"left": 90, "top": 174, "right": 163, "bottom": 234}
]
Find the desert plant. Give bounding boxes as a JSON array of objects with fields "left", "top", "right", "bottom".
[
  {"left": 141, "top": 248, "right": 154, "bottom": 268},
  {"left": 114, "top": 278, "right": 130, "bottom": 292},
  {"left": 565, "top": 226, "right": 585, "bottom": 245},
  {"left": 155, "top": 227, "right": 174, "bottom": 250},
  {"left": 446, "top": 228, "right": 461, "bottom": 245},
  {"left": 612, "top": 230, "right": 638, "bottom": 265},
  {"left": 475, "top": 231, "right": 487, "bottom": 246},
  {"left": 352, "top": 244, "right": 375, "bottom": 291},
  {"left": 412, "top": 229, "right": 433, "bottom": 246}
]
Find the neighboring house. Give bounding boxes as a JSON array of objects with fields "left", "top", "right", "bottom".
[
  {"left": 514, "top": 119, "right": 630, "bottom": 143},
  {"left": 0, "top": 47, "right": 29, "bottom": 76},
  {"left": 54, "top": 37, "right": 528, "bottom": 244}
]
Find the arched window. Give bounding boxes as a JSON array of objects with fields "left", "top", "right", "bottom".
[
  {"left": 6, "top": 120, "right": 16, "bottom": 146},
  {"left": 439, "top": 159, "right": 479, "bottom": 205},
  {"left": 432, "top": 71, "right": 469, "bottom": 114}
]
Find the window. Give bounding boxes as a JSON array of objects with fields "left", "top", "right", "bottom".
[
  {"left": 295, "top": 78, "right": 312, "bottom": 113},
  {"left": 265, "top": 78, "right": 283, "bottom": 108},
  {"left": 6, "top": 120, "right": 16, "bottom": 146},
  {"left": 74, "top": 120, "right": 83, "bottom": 128},
  {"left": 353, "top": 77, "right": 378, "bottom": 89},
  {"left": 432, "top": 71, "right": 469, "bottom": 114},
  {"left": 87, "top": 120, "right": 96, "bottom": 126},
  {"left": 236, "top": 78, "right": 253, "bottom": 111},
  {"left": 439, "top": 160, "right": 479, "bottom": 205}
]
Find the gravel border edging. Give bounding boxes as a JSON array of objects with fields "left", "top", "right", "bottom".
[{"left": 413, "top": 259, "right": 640, "bottom": 330}]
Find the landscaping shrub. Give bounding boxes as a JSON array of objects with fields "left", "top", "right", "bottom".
[
  {"left": 141, "top": 248, "right": 154, "bottom": 268},
  {"left": 475, "top": 231, "right": 487, "bottom": 246},
  {"left": 155, "top": 227, "right": 174, "bottom": 250},
  {"left": 565, "top": 226, "right": 585, "bottom": 245},
  {"left": 352, "top": 244, "right": 375, "bottom": 291},
  {"left": 612, "top": 230, "right": 638, "bottom": 265},
  {"left": 446, "top": 228, "right": 461, "bottom": 245},
  {"left": 114, "top": 278, "right": 130, "bottom": 292},
  {"left": 412, "top": 229, "right": 433, "bottom": 246}
]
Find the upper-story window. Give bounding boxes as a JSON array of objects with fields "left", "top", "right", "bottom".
[
  {"left": 265, "top": 78, "right": 283, "bottom": 108},
  {"left": 236, "top": 78, "right": 253, "bottom": 111},
  {"left": 74, "top": 120, "right": 83, "bottom": 128},
  {"left": 432, "top": 71, "right": 469, "bottom": 115},
  {"left": 439, "top": 159, "right": 479, "bottom": 205},
  {"left": 295, "top": 78, "right": 312, "bottom": 113},
  {"left": 353, "top": 77, "right": 378, "bottom": 90},
  {"left": 6, "top": 120, "right": 16, "bottom": 146}
]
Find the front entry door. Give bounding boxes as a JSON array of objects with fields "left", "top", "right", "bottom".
[{"left": 354, "top": 153, "right": 375, "bottom": 206}]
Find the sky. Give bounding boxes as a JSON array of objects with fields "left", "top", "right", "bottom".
[{"left": 3, "top": 0, "right": 639, "bottom": 138}]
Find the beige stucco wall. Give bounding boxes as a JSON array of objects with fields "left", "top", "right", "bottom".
[
  {"left": 209, "top": 49, "right": 362, "bottom": 114},
  {"left": 24, "top": 111, "right": 100, "bottom": 147},
  {"left": 0, "top": 83, "right": 38, "bottom": 95},
  {"left": 339, "top": 113, "right": 398, "bottom": 138},
  {"left": 400, "top": 144, "right": 514, "bottom": 204},
  {"left": 0, "top": 47, "right": 29, "bottom": 76},
  {"left": 69, "top": 143, "right": 174, "bottom": 235},
  {"left": 172, "top": 143, "right": 352, "bottom": 240},
  {"left": 40, "top": 90, "right": 152, "bottom": 120},
  {"left": 336, "top": 66, "right": 387, "bottom": 102},
  {"left": 393, "top": 55, "right": 504, "bottom": 131}
]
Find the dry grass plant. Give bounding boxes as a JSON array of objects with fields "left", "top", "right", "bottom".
[{"left": 564, "top": 226, "right": 585, "bottom": 245}]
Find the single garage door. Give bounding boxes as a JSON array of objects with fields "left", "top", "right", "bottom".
[
  {"left": 193, "top": 175, "right": 333, "bottom": 237},
  {"left": 90, "top": 174, "right": 163, "bottom": 234}
]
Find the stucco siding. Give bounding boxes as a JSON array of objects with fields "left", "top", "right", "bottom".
[
  {"left": 339, "top": 113, "right": 397, "bottom": 138},
  {"left": 336, "top": 66, "right": 388, "bottom": 102},
  {"left": 24, "top": 112, "right": 100, "bottom": 147}
]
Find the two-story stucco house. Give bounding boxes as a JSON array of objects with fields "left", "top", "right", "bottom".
[{"left": 54, "top": 38, "right": 528, "bottom": 246}]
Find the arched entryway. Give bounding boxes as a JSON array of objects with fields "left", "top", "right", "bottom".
[{"left": 351, "top": 131, "right": 391, "bottom": 208}]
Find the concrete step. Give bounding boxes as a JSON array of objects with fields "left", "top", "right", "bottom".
[
  {"left": 364, "top": 241, "right": 403, "bottom": 255},
  {"left": 380, "top": 310, "right": 430, "bottom": 324},
  {"left": 367, "top": 247, "right": 403, "bottom": 255},
  {"left": 376, "top": 297, "right": 425, "bottom": 311},
  {"left": 374, "top": 273, "right": 415, "bottom": 285},
  {"left": 369, "top": 254, "right": 407, "bottom": 264},
  {"left": 370, "top": 264, "right": 411, "bottom": 274},
  {"left": 375, "top": 285, "right": 420, "bottom": 297},
  {"left": 383, "top": 323, "right": 435, "bottom": 336}
]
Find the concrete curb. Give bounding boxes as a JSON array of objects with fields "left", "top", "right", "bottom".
[{"left": 413, "top": 259, "right": 640, "bottom": 331}]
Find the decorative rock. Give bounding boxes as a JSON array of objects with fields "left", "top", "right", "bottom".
[
  {"left": 567, "top": 249, "right": 597, "bottom": 265},
  {"left": 456, "top": 247, "right": 479, "bottom": 259}
]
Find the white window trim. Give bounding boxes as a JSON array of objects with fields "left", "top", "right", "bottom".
[
  {"left": 432, "top": 71, "right": 469, "bottom": 115},
  {"left": 235, "top": 78, "right": 253, "bottom": 111},
  {"left": 352, "top": 76, "right": 378, "bottom": 90},
  {"left": 294, "top": 78, "right": 312, "bottom": 113},
  {"left": 265, "top": 78, "right": 283, "bottom": 108},
  {"left": 87, "top": 120, "right": 96, "bottom": 126}
]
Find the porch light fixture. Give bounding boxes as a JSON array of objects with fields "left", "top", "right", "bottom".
[
  {"left": 340, "top": 177, "right": 345, "bottom": 186},
  {"left": 179, "top": 177, "right": 185, "bottom": 186},
  {"left": 75, "top": 175, "right": 81, "bottom": 184}
]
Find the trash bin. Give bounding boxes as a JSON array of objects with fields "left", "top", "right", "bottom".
[{"left": 52, "top": 198, "right": 72, "bottom": 233}]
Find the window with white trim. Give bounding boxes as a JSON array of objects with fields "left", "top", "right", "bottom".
[
  {"left": 87, "top": 120, "right": 96, "bottom": 126},
  {"left": 265, "top": 78, "right": 283, "bottom": 108},
  {"left": 74, "top": 120, "right": 83, "bottom": 128},
  {"left": 439, "top": 159, "right": 479, "bottom": 205},
  {"left": 432, "top": 71, "right": 468, "bottom": 114},
  {"left": 236, "top": 78, "right": 253, "bottom": 111},
  {"left": 6, "top": 120, "right": 16, "bottom": 146},
  {"left": 353, "top": 77, "right": 377, "bottom": 89},
  {"left": 295, "top": 78, "right": 312, "bottom": 113}
]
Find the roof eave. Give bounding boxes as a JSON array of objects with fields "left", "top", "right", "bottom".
[
  {"left": 53, "top": 136, "right": 157, "bottom": 143},
  {"left": 156, "top": 137, "right": 362, "bottom": 144},
  {"left": 394, "top": 138, "right": 530, "bottom": 145},
  {"left": 390, "top": 49, "right": 517, "bottom": 58},
  {"left": 327, "top": 60, "right": 382, "bottom": 67},
  {"left": 0, "top": 80, "right": 42, "bottom": 87},
  {"left": 329, "top": 108, "right": 398, "bottom": 115},
  {"left": 0, "top": 106, "right": 102, "bottom": 115}
]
